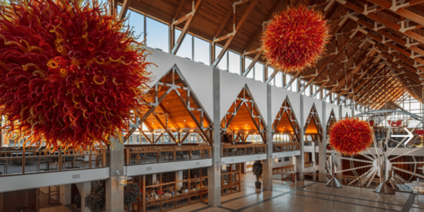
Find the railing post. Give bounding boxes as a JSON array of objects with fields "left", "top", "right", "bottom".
[
  {"left": 137, "top": 148, "right": 140, "bottom": 164},
  {"left": 124, "top": 148, "right": 130, "bottom": 166},
  {"left": 102, "top": 150, "right": 106, "bottom": 167},
  {"left": 22, "top": 151, "right": 25, "bottom": 174},
  {"left": 58, "top": 151, "right": 62, "bottom": 171}
]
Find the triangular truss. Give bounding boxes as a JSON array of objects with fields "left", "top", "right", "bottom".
[
  {"left": 272, "top": 98, "right": 301, "bottom": 142},
  {"left": 221, "top": 85, "right": 267, "bottom": 142},
  {"left": 126, "top": 65, "right": 213, "bottom": 144},
  {"left": 326, "top": 109, "right": 337, "bottom": 136},
  {"left": 304, "top": 104, "right": 323, "bottom": 137}
]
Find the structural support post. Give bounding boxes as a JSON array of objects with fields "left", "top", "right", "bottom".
[
  {"left": 79, "top": 182, "right": 91, "bottom": 212},
  {"left": 105, "top": 137, "right": 124, "bottom": 212},
  {"left": 296, "top": 95, "right": 305, "bottom": 181},
  {"left": 263, "top": 84, "right": 273, "bottom": 191},
  {"left": 319, "top": 101, "right": 327, "bottom": 182},
  {"left": 312, "top": 141, "right": 316, "bottom": 181},
  {"left": 208, "top": 67, "right": 221, "bottom": 207},
  {"left": 59, "top": 184, "right": 71, "bottom": 206}
]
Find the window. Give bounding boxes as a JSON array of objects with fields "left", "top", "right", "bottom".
[
  {"left": 276, "top": 72, "right": 283, "bottom": 88},
  {"left": 255, "top": 63, "right": 264, "bottom": 82},
  {"left": 245, "top": 58, "right": 253, "bottom": 79},
  {"left": 228, "top": 51, "right": 241, "bottom": 74},
  {"left": 291, "top": 78, "right": 298, "bottom": 92},
  {"left": 146, "top": 17, "right": 169, "bottom": 52},
  {"left": 284, "top": 157, "right": 290, "bottom": 162},
  {"left": 215, "top": 46, "right": 227, "bottom": 70},
  {"left": 194, "top": 37, "right": 210, "bottom": 65},
  {"left": 127, "top": 9, "right": 144, "bottom": 43},
  {"left": 175, "top": 29, "right": 192, "bottom": 59},
  {"left": 286, "top": 75, "right": 292, "bottom": 90}
]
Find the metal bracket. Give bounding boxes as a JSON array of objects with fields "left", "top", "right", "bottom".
[
  {"left": 405, "top": 37, "right": 419, "bottom": 48},
  {"left": 410, "top": 51, "right": 422, "bottom": 59},
  {"left": 373, "top": 22, "right": 385, "bottom": 31},
  {"left": 363, "top": 3, "right": 377, "bottom": 15},
  {"left": 390, "top": 0, "right": 409, "bottom": 11},
  {"left": 398, "top": 19, "right": 415, "bottom": 33}
]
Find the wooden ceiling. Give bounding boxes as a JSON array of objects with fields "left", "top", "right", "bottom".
[{"left": 117, "top": 0, "right": 424, "bottom": 110}]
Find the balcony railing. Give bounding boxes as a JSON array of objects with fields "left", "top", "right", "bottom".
[
  {"left": 272, "top": 142, "right": 300, "bottom": 153},
  {"left": 124, "top": 144, "right": 211, "bottom": 165},
  {"left": 304, "top": 173, "right": 381, "bottom": 188},
  {"left": 0, "top": 148, "right": 106, "bottom": 176},
  {"left": 221, "top": 144, "right": 266, "bottom": 157}
]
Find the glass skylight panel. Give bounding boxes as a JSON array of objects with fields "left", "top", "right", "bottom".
[
  {"left": 254, "top": 63, "right": 264, "bottom": 82},
  {"left": 194, "top": 37, "right": 210, "bottom": 65},
  {"left": 146, "top": 17, "right": 169, "bottom": 52},
  {"left": 228, "top": 51, "right": 241, "bottom": 74},
  {"left": 175, "top": 29, "right": 192, "bottom": 59},
  {"left": 127, "top": 9, "right": 144, "bottom": 43},
  {"left": 215, "top": 46, "right": 227, "bottom": 71}
]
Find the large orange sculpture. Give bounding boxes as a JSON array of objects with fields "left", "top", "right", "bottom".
[
  {"left": 0, "top": 0, "right": 153, "bottom": 151},
  {"left": 329, "top": 118, "right": 373, "bottom": 155},
  {"left": 261, "top": 6, "right": 329, "bottom": 72}
]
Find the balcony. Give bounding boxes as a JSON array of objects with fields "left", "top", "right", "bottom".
[
  {"left": 221, "top": 143, "right": 266, "bottom": 157},
  {"left": 124, "top": 144, "right": 211, "bottom": 165},
  {"left": 272, "top": 142, "right": 300, "bottom": 153},
  {"left": 0, "top": 147, "right": 107, "bottom": 176}
]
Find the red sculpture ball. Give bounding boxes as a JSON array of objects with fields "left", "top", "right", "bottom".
[
  {"left": 261, "top": 6, "right": 330, "bottom": 72},
  {"left": 0, "top": 0, "right": 153, "bottom": 151},
  {"left": 329, "top": 118, "right": 374, "bottom": 155}
]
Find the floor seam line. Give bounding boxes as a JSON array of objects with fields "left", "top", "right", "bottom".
[{"left": 400, "top": 193, "right": 416, "bottom": 212}]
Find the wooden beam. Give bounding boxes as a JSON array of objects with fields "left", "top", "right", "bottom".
[
  {"left": 173, "top": 0, "right": 187, "bottom": 20},
  {"left": 141, "top": 131, "right": 153, "bottom": 144},
  {"left": 244, "top": 0, "right": 282, "bottom": 51},
  {"left": 312, "top": 45, "right": 366, "bottom": 97},
  {"left": 337, "top": 0, "right": 424, "bottom": 44},
  {"left": 152, "top": 113, "right": 178, "bottom": 143},
  {"left": 158, "top": 103, "right": 180, "bottom": 131},
  {"left": 367, "top": 0, "right": 424, "bottom": 27},
  {"left": 172, "top": 0, "right": 204, "bottom": 55},
  {"left": 118, "top": 0, "right": 133, "bottom": 21},
  {"left": 299, "top": 34, "right": 356, "bottom": 93},
  {"left": 285, "top": 19, "right": 353, "bottom": 89},
  {"left": 212, "top": 0, "right": 259, "bottom": 67}
]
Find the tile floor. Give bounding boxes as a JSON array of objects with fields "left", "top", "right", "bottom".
[
  {"left": 37, "top": 172, "right": 424, "bottom": 212},
  {"left": 169, "top": 173, "right": 424, "bottom": 212}
]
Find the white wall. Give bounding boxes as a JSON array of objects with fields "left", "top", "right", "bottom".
[{"left": 0, "top": 168, "right": 109, "bottom": 193}]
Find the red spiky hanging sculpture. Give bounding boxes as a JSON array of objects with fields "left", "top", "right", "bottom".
[
  {"left": 261, "top": 6, "right": 329, "bottom": 72},
  {"left": 0, "top": 0, "right": 154, "bottom": 151},
  {"left": 329, "top": 118, "right": 374, "bottom": 155}
]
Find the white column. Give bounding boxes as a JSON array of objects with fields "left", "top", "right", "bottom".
[
  {"left": 79, "top": 182, "right": 91, "bottom": 212},
  {"left": 263, "top": 84, "right": 273, "bottom": 191},
  {"left": 59, "top": 184, "right": 71, "bottom": 205},
  {"left": 105, "top": 137, "right": 124, "bottom": 212},
  {"left": 296, "top": 95, "right": 305, "bottom": 180},
  {"left": 319, "top": 101, "right": 327, "bottom": 182},
  {"left": 208, "top": 67, "right": 221, "bottom": 207},
  {"left": 312, "top": 142, "right": 316, "bottom": 181}
]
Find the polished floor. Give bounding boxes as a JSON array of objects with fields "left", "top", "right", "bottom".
[
  {"left": 37, "top": 172, "right": 424, "bottom": 212},
  {"left": 169, "top": 173, "right": 424, "bottom": 212}
]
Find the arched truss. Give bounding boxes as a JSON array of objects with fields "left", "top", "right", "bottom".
[
  {"left": 272, "top": 98, "right": 301, "bottom": 142},
  {"left": 304, "top": 104, "right": 323, "bottom": 138},
  {"left": 126, "top": 65, "right": 213, "bottom": 144},
  {"left": 221, "top": 85, "right": 267, "bottom": 142}
]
